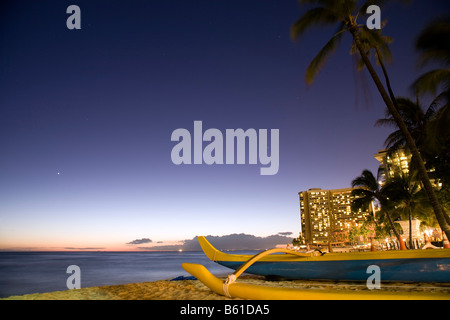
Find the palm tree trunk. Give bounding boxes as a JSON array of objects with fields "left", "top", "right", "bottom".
[
  {"left": 409, "top": 206, "right": 413, "bottom": 249},
  {"left": 375, "top": 47, "right": 398, "bottom": 110},
  {"left": 385, "top": 209, "right": 407, "bottom": 250},
  {"left": 348, "top": 25, "right": 450, "bottom": 242}
]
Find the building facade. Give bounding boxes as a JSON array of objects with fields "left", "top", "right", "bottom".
[
  {"left": 374, "top": 148, "right": 411, "bottom": 181},
  {"left": 299, "top": 188, "right": 369, "bottom": 245}
]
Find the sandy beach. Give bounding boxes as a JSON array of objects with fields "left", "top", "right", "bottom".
[
  {"left": 2, "top": 276, "right": 449, "bottom": 300},
  {"left": 1, "top": 279, "right": 230, "bottom": 300}
]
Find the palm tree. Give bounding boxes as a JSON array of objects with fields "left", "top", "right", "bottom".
[
  {"left": 412, "top": 16, "right": 450, "bottom": 217},
  {"left": 382, "top": 171, "right": 424, "bottom": 248},
  {"left": 375, "top": 97, "right": 450, "bottom": 224},
  {"left": 291, "top": 0, "right": 450, "bottom": 240},
  {"left": 351, "top": 169, "right": 407, "bottom": 250},
  {"left": 375, "top": 97, "right": 436, "bottom": 154}
]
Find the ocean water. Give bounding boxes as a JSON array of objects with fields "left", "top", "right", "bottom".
[{"left": 0, "top": 251, "right": 249, "bottom": 298}]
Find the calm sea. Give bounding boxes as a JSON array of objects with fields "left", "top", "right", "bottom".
[{"left": 0, "top": 251, "right": 249, "bottom": 298}]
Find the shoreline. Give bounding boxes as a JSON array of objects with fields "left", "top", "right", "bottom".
[{"left": 2, "top": 276, "right": 449, "bottom": 300}]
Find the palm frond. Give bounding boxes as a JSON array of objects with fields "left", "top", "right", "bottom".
[
  {"left": 374, "top": 117, "right": 396, "bottom": 127},
  {"left": 290, "top": 7, "right": 339, "bottom": 40},
  {"left": 362, "top": 27, "right": 393, "bottom": 64},
  {"left": 384, "top": 132, "right": 406, "bottom": 150},
  {"left": 416, "top": 16, "right": 450, "bottom": 67},
  {"left": 424, "top": 103, "right": 450, "bottom": 152},
  {"left": 428, "top": 90, "right": 450, "bottom": 118},
  {"left": 376, "top": 96, "right": 433, "bottom": 151},
  {"left": 424, "top": 99, "right": 438, "bottom": 120},
  {"left": 411, "top": 68, "right": 450, "bottom": 97},
  {"left": 305, "top": 23, "right": 346, "bottom": 83},
  {"left": 349, "top": 25, "right": 393, "bottom": 71},
  {"left": 351, "top": 169, "right": 378, "bottom": 191}
]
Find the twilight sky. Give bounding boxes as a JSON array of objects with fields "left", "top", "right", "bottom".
[{"left": 1, "top": 0, "right": 448, "bottom": 251}]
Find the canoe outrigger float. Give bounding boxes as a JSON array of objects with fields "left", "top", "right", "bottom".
[{"left": 181, "top": 236, "right": 450, "bottom": 300}]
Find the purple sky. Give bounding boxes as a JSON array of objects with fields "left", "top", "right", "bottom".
[{"left": 0, "top": 0, "right": 448, "bottom": 250}]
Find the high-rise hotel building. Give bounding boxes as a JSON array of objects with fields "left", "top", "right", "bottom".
[
  {"left": 299, "top": 188, "right": 369, "bottom": 244},
  {"left": 374, "top": 149, "right": 411, "bottom": 182}
]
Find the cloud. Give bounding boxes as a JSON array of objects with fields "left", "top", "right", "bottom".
[
  {"left": 277, "top": 232, "right": 293, "bottom": 236},
  {"left": 137, "top": 233, "right": 294, "bottom": 251},
  {"left": 126, "top": 238, "right": 153, "bottom": 245}
]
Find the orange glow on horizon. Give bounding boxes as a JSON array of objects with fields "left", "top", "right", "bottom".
[{"left": 0, "top": 240, "right": 184, "bottom": 252}]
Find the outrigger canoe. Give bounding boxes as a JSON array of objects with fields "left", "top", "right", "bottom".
[
  {"left": 181, "top": 236, "right": 450, "bottom": 300},
  {"left": 181, "top": 263, "right": 449, "bottom": 300},
  {"left": 196, "top": 236, "right": 450, "bottom": 283}
]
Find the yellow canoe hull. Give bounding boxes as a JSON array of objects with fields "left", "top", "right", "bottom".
[
  {"left": 198, "top": 236, "right": 450, "bottom": 263},
  {"left": 197, "top": 236, "right": 450, "bottom": 282},
  {"left": 182, "top": 263, "right": 450, "bottom": 300}
]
